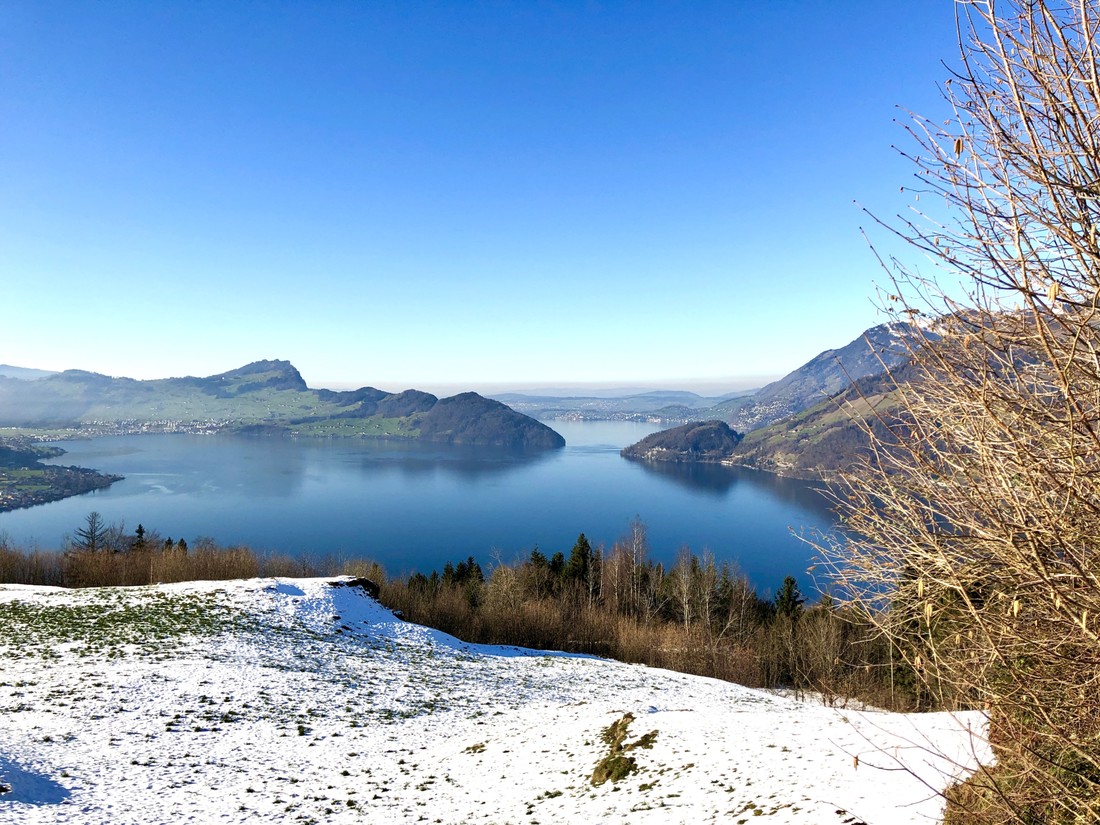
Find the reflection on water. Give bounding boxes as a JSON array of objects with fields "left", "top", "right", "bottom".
[
  {"left": 625, "top": 459, "right": 741, "bottom": 496},
  {"left": 729, "top": 465, "right": 836, "bottom": 523},
  {"left": 0, "top": 423, "right": 840, "bottom": 592},
  {"left": 346, "top": 440, "right": 555, "bottom": 482},
  {"left": 45, "top": 434, "right": 555, "bottom": 497},
  {"left": 625, "top": 458, "right": 836, "bottom": 519}
]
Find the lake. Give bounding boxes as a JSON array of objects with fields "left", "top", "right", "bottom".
[{"left": 0, "top": 421, "right": 839, "bottom": 595}]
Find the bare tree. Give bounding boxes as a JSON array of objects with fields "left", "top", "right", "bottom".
[
  {"left": 695, "top": 548, "right": 719, "bottom": 633},
  {"left": 71, "top": 511, "right": 108, "bottom": 553},
  {"left": 599, "top": 542, "right": 628, "bottom": 616},
  {"left": 716, "top": 564, "right": 763, "bottom": 645},
  {"left": 626, "top": 515, "right": 648, "bottom": 616},
  {"left": 671, "top": 546, "right": 696, "bottom": 629},
  {"left": 820, "top": 1, "right": 1100, "bottom": 821}
]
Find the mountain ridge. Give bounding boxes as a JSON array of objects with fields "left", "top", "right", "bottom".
[
  {"left": 0, "top": 364, "right": 57, "bottom": 381},
  {"left": 619, "top": 322, "right": 933, "bottom": 479},
  {"left": 702, "top": 321, "right": 927, "bottom": 432},
  {"left": 0, "top": 360, "right": 564, "bottom": 450}
]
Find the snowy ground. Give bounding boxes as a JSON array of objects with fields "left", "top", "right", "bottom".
[{"left": 0, "top": 577, "right": 990, "bottom": 825}]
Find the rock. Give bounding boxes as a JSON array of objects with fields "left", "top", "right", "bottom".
[{"left": 327, "top": 577, "right": 380, "bottom": 600}]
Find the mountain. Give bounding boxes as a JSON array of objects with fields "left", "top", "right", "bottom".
[
  {"left": 492, "top": 324, "right": 921, "bottom": 428},
  {"left": 620, "top": 420, "right": 743, "bottom": 463},
  {"left": 0, "top": 360, "right": 564, "bottom": 450},
  {"left": 0, "top": 364, "right": 56, "bottom": 380},
  {"left": 618, "top": 322, "right": 933, "bottom": 478},
  {"left": 729, "top": 367, "right": 909, "bottom": 479},
  {"left": 492, "top": 389, "right": 752, "bottom": 422},
  {"left": 704, "top": 322, "right": 928, "bottom": 432},
  {"left": 418, "top": 392, "right": 565, "bottom": 449}
]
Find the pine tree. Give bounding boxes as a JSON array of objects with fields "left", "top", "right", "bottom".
[
  {"left": 774, "top": 576, "right": 804, "bottom": 621},
  {"left": 564, "top": 533, "right": 592, "bottom": 584}
]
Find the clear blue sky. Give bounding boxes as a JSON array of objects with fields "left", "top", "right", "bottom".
[{"left": 1, "top": 1, "right": 958, "bottom": 393}]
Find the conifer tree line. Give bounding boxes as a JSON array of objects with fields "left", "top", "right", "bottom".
[{"left": 384, "top": 520, "right": 918, "bottom": 709}]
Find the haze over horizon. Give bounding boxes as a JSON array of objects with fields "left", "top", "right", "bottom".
[
  {"left": 1, "top": 357, "right": 772, "bottom": 398},
  {"left": 2, "top": 1, "right": 958, "bottom": 389}
]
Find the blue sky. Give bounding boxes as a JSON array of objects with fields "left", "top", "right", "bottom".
[{"left": 1, "top": 1, "right": 958, "bottom": 393}]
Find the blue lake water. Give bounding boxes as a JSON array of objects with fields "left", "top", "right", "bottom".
[{"left": 0, "top": 421, "right": 839, "bottom": 594}]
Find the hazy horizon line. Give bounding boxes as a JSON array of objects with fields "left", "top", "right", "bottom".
[
  {"left": 314, "top": 377, "right": 776, "bottom": 397},
  {"left": 2, "top": 362, "right": 775, "bottom": 398}
]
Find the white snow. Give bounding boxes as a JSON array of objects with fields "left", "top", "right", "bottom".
[{"left": 0, "top": 577, "right": 989, "bottom": 824}]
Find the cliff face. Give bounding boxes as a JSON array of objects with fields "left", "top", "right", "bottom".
[{"left": 620, "top": 420, "right": 743, "bottom": 463}]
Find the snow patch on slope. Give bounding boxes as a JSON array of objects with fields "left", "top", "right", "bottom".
[{"left": 0, "top": 577, "right": 989, "bottom": 824}]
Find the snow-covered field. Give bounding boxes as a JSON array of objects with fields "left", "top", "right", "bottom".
[{"left": 0, "top": 577, "right": 989, "bottom": 824}]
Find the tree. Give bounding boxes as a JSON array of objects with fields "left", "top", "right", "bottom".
[
  {"left": 773, "top": 576, "right": 804, "bottom": 621},
  {"left": 716, "top": 564, "right": 766, "bottom": 645},
  {"left": 671, "top": 546, "right": 697, "bottom": 628},
  {"left": 625, "top": 515, "right": 648, "bottom": 616},
  {"left": 564, "top": 533, "right": 592, "bottom": 585},
  {"left": 694, "top": 549, "right": 719, "bottom": 633},
  {"left": 71, "top": 511, "right": 108, "bottom": 553},
  {"left": 822, "top": 2, "right": 1100, "bottom": 820},
  {"left": 524, "top": 547, "right": 552, "bottom": 599},
  {"left": 548, "top": 551, "right": 565, "bottom": 580}
]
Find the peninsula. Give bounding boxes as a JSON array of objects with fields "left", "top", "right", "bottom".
[{"left": 0, "top": 439, "right": 122, "bottom": 513}]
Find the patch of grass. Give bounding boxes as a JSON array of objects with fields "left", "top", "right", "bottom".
[
  {"left": 590, "top": 712, "right": 658, "bottom": 787},
  {"left": 0, "top": 590, "right": 255, "bottom": 659}
]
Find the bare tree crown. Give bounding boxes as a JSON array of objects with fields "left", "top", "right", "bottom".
[{"left": 822, "top": 2, "right": 1100, "bottom": 821}]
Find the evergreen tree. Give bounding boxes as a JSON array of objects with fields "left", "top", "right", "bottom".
[
  {"left": 774, "top": 576, "right": 804, "bottom": 620},
  {"left": 564, "top": 533, "right": 592, "bottom": 584}
]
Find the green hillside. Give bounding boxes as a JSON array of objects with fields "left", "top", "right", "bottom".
[
  {"left": 0, "top": 360, "right": 565, "bottom": 450},
  {"left": 725, "top": 363, "right": 914, "bottom": 479}
]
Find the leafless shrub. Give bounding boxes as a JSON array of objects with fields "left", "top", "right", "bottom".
[
  {"left": 0, "top": 545, "right": 64, "bottom": 586},
  {"left": 817, "top": 2, "right": 1100, "bottom": 819}
]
